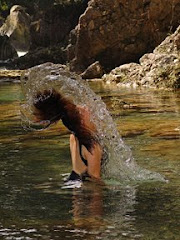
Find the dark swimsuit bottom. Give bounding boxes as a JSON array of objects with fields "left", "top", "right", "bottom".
[{"left": 66, "top": 144, "right": 89, "bottom": 182}]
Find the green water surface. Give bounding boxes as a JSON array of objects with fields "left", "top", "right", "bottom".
[{"left": 0, "top": 82, "right": 179, "bottom": 240}]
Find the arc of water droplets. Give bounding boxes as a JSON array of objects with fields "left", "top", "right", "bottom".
[{"left": 21, "top": 63, "right": 165, "bottom": 183}]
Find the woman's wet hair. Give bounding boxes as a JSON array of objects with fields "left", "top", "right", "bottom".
[
  {"left": 33, "top": 89, "right": 65, "bottom": 123},
  {"left": 33, "top": 89, "right": 98, "bottom": 151}
]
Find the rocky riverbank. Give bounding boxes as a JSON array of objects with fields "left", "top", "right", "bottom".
[
  {"left": 1, "top": 24, "right": 180, "bottom": 89},
  {"left": 0, "top": 0, "right": 180, "bottom": 88},
  {"left": 102, "top": 26, "right": 180, "bottom": 89}
]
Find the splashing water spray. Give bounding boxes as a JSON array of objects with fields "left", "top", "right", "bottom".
[{"left": 21, "top": 63, "right": 165, "bottom": 183}]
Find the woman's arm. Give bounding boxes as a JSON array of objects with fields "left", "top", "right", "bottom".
[
  {"left": 70, "top": 134, "right": 87, "bottom": 175},
  {"left": 81, "top": 144, "right": 102, "bottom": 179}
]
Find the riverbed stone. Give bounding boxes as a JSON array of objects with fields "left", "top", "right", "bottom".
[
  {"left": 0, "top": 69, "right": 23, "bottom": 80},
  {"left": 81, "top": 61, "right": 103, "bottom": 79}
]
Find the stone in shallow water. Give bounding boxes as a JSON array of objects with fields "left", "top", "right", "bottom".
[{"left": 0, "top": 69, "right": 23, "bottom": 80}]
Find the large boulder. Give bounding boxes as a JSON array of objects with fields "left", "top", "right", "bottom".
[
  {"left": 0, "top": 35, "right": 17, "bottom": 60},
  {"left": 103, "top": 26, "right": 180, "bottom": 88},
  {"left": 30, "top": 1, "right": 89, "bottom": 49},
  {"left": 67, "top": 0, "right": 180, "bottom": 73},
  {"left": 0, "top": 5, "right": 31, "bottom": 55}
]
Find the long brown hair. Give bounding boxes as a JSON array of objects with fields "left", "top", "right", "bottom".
[{"left": 33, "top": 89, "right": 98, "bottom": 151}]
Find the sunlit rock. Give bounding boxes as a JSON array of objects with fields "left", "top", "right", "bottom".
[
  {"left": 103, "top": 26, "right": 180, "bottom": 89},
  {"left": 68, "top": 0, "right": 180, "bottom": 73}
]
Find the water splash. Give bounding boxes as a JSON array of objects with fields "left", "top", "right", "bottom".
[{"left": 21, "top": 63, "right": 165, "bottom": 182}]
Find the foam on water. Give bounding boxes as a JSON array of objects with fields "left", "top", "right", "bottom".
[{"left": 21, "top": 63, "right": 165, "bottom": 183}]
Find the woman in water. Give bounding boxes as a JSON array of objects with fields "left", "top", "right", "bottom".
[{"left": 33, "top": 89, "right": 103, "bottom": 184}]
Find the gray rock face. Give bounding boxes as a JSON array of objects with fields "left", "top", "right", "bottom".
[
  {"left": 0, "top": 5, "right": 31, "bottom": 54},
  {"left": 68, "top": 0, "right": 180, "bottom": 73},
  {"left": 103, "top": 26, "right": 180, "bottom": 88}
]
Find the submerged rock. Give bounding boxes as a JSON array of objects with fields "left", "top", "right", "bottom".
[{"left": 103, "top": 26, "right": 180, "bottom": 88}]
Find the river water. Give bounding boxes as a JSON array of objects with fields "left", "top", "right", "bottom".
[{"left": 0, "top": 81, "right": 179, "bottom": 239}]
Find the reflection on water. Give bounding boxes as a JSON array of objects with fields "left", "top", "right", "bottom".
[{"left": 0, "top": 82, "right": 179, "bottom": 239}]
